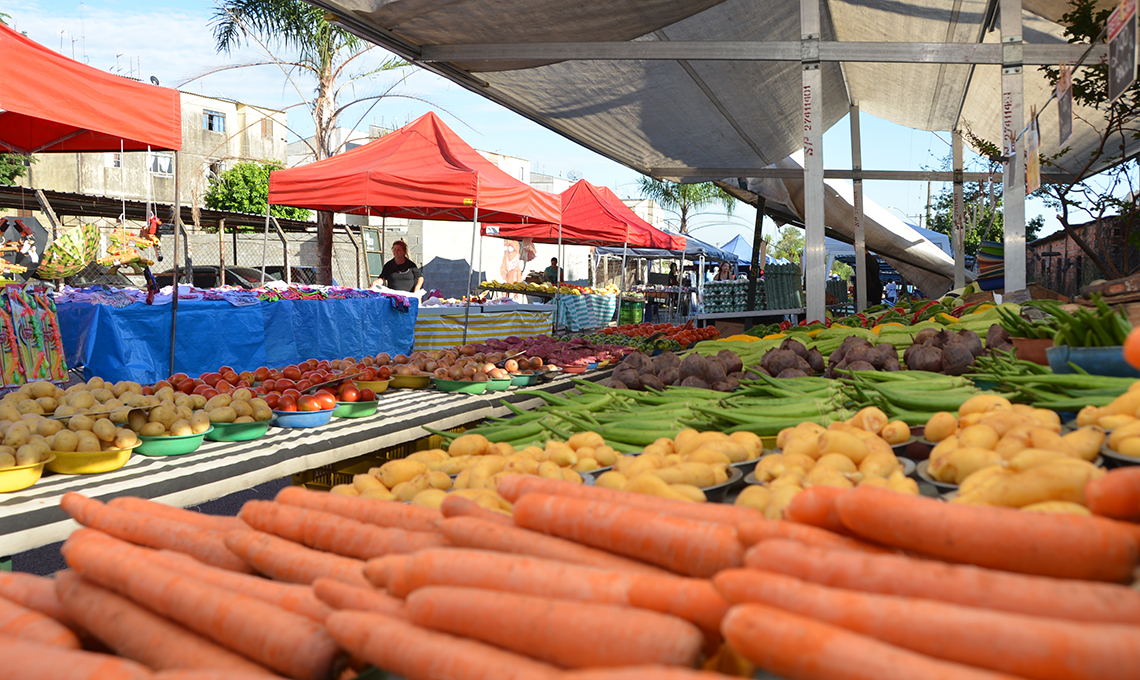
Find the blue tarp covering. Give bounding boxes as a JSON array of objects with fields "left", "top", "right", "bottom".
[
  {"left": 721, "top": 235, "right": 788, "bottom": 266},
  {"left": 595, "top": 232, "right": 737, "bottom": 262},
  {"left": 59, "top": 297, "right": 418, "bottom": 384}
]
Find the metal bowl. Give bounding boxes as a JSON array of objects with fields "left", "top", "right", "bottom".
[
  {"left": 915, "top": 459, "right": 959, "bottom": 491},
  {"left": 1100, "top": 443, "right": 1139, "bottom": 467},
  {"left": 703, "top": 467, "right": 744, "bottom": 503}
]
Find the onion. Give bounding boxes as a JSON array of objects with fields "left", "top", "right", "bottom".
[
  {"left": 459, "top": 345, "right": 476, "bottom": 356},
  {"left": 448, "top": 365, "right": 465, "bottom": 380},
  {"left": 473, "top": 353, "right": 486, "bottom": 363},
  {"left": 504, "top": 359, "right": 519, "bottom": 373},
  {"left": 482, "top": 362, "right": 496, "bottom": 373},
  {"left": 462, "top": 366, "right": 477, "bottom": 378},
  {"left": 530, "top": 357, "right": 544, "bottom": 369},
  {"left": 375, "top": 353, "right": 391, "bottom": 365},
  {"left": 395, "top": 365, "right": 416, "bottom": 376},
  {"left": 434, "top": 367, "right": 450, "bottom": 378},
  {"left": 424, "top": 361, "right": 439, "bottom": 372},
  {"left": 394, "top": 354, "right": 409, "bottom": 365}
]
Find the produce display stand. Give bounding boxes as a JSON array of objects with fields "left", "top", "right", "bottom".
[
  {"left": 557, "top": 294, "right": 621, "bottom": 331},
  {"left": 0, "top": 369, "right": 609, "bottom": 558},
  {"left": 414, "top": 305, "right": 554, "bottom": 351},
  {"left": 56, "top": 296, "right": 418, "bottom": 385}
]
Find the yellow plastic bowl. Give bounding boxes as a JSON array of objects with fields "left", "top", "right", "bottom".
[
  {"left": 47, "top": 448, "right": 133, "bottom": 475},
  {"left": 389, "top": 374, "right": 431, "bottom": 389},
  {"left": 0, "top": 453, "right": 55, "bottom": 492},
  {"left": 355, "top": 380, "right": 390, "bottom": 394}
]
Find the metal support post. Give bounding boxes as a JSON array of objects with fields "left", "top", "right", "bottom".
[
  {"left": 269, "top": 217, "right": 291, "bottom": 284},
  {"left": 952, "top": 129, "right": 966, "bottom": 289},
  {"left": 218, "top": 219, "right": 226, "bottom": 284},
  {"left": 850, "top": 101, "right": 867, "bottom": 312},
  {"left": 170, "top": 152, "right": 180, "bottom": 378},
  {"left": 747, "top": 197, "right": 765, "bottom": 311},
  {"left": 801, "top": 0, "right": 826, "bottom": 322},
  {"left": 1002, "top": 0, "right": 1026, "bottom": 292},
  {"left": 462, "top": 207, "right": 479, "bottom": 345},
  {"left": 343, "top": 224, "right": 362, "bottom": 288}
]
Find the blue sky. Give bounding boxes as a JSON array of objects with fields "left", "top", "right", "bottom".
[{"left": 8, "top": 0, "right": 1057, "bottom": 249}]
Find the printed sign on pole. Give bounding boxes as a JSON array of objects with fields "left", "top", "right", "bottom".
[
  {"left": 1057, "top": 64, "right": 1073, "bottom": 146},
  {"left": 1108, "top": 0, "right": 1137, "bottom": 104},
  {"left": 1026, "top": 108, "right": 1041, "bottom": 193}
]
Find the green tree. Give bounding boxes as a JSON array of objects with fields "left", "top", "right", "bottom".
[
  {"left": 209, "top": 0, "right": 405, "bottom": 282},
  {"left": 771, "top": 226, "right": 805, "bottom": 263},
  {"left": 203, "top": 162, "right": 310, "bottom": 227},
  {"left": 927, "top": 179, "right": 1043, "bottom": 257},
  {"left": 831, "top": 259, "right": 853, "bottom": 279},
  {"left": 0, "top": 12, "right": 32, "bottom": 185},
  {"left": 637, "top": 177, "right": 735, "bottom": 233}
]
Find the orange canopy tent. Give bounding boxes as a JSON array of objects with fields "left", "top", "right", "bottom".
[
  {"left": 0, "top": 23, "right": 180, "bottom": 153},
  {"left": 482, "top": 179, "right": 685, "bottom": 249},
  {"left": 267, "top": 111, "right": 560, "bottom": 224}
]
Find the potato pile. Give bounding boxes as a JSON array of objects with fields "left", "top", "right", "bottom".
[
  {"left": 329, "top": 432, "right": 622, "bottom": 505},
  {"left": 921, "top": 395, "right": 1108, "bottom": 514},
  {"left": 594, "top": 430, "right": 762, "bottom": 502},
  {"left": 1077, "top": 383, "right": 1140, "bottom": 458},
  {"left": 736, "top": 407, "right": 918, "bottom": 519},
  {"left": 121, "top": 386, "right": 273, "bottom": 439},
  {"left": 0, "top": 379, "right": 144, "bottom": 466}
]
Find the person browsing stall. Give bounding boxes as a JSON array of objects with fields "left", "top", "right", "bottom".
[
  {"left": 544, "top": 257, "right": 563, "bottom": 284},
  {"left": 375, "top": 240, "right": 423, "bottom": 293}
]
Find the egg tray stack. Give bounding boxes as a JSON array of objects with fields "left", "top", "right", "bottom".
[
  {"left": 764, "top": 263, "right": 803, "bottom": 310},
  {"left": 702, "top": 280, "right": 750, "bottom": 313}
]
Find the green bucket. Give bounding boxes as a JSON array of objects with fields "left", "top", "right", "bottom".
[{"left": 333, "top": 400, "right": 380, "bottom": 418}]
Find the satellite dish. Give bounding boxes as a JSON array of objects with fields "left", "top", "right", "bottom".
[
  {"left": 567, "top": 170, "right": 583, "bottom": 182},
  {"left": 149, "top": 76, "right": 160, "bottom": 86}
]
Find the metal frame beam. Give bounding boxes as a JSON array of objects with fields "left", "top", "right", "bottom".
[
  {"left": 648, "top": 168, "right": 1005, "bottom": 181},
  {"left": 419, "top": 41, "right": 1105, "bottom": 65},
  {"left": 802, "top": 0, "right": 826, "bottom": 324},
  {"left": 953, "top": 129, "right": 966, "bottom": 289},
  {"left": 851, "top": 101, "right": 867, "bottom": 312},
  {"left": 1002, "top": 0, "right": 1027, "bottom": 292}
]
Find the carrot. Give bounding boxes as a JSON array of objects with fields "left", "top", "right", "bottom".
[
  {"left": 1086, "top": 468, "right": 1140, "bottom": 521},
  {"left": 369, "top": 547, "right": 634, "bottom": 604},
  {"left": 440, "top": 495, "right": 514, "bottom": 526},
  {"left": 405, "top": 585, "right": 704, "bottom": 668},
  {"left": 0, "top": 593, "right": 80, "bottom": 649},
  {"left": 714, "top": 568, "right": 1140, "bottom": 680},
  {"left": 721, "top": 603, "right": 1028, "bottom": 680},
  {"left": 512, "top": 493, "right": 744, "bottom": 577},
  {"left": 239, "top": 500, "right": 446, "bottom": 560},
  {"left": 325, "top": 610, "right": 561, "bottom": 680},
  {"left": 152, "top": 672, "right": 287, "bottom": 680},
  {"left": 275, "top": 486, "right": 440, "bottom": 533},
  {"left": 737, "top": 519, "right": 890, "bottom": 553},
  {"left": 107, "top": 497, "right": 250, "bottom": 533},
  {"left": 61, "top": 493, "right": 253, "bottom": 574},
  {"left": 224, "top": 529, "right": 370, "bottom": 588},
  {"left": 312, "top": 578, "right": 407, "bottom": 619},
  {"left": 627, "top": 574, "right": 729, "bottom": 641},
  {"left": 563, "top": 668, "right": 737, "bottom": 680},
  {"left": 436, "top": 516, "right": 668, "bottom": 574},
  {"left": 361, "top": 554, "right": 409, "bottom": 590},
  {"left": 0, "top": 635, "right": 152, "bottom": 680},
  {"left": 745, "top": 539, "right": 1140, "bottom": 625},
  {"left": 0, "top": 572, "right": 75, "bottom": 628},
  {"left": 834, "top": 485, "right": 1140, "bottom": 581},
  {"left": 498, "top": 474, "right": 762, "bottom": 525},
  {"left": 61, "top": 530, "right": 345, "bottom": 680},
  {"left": 784, "top": 486, "right": 853, "bottom": 534},
  {"left": 55, "top": 570, "right": 273, "bottom": 675}
]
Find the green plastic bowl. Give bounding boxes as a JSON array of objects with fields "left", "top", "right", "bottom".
[
  {"left": 333, "top": 400, "right": 379, "bottom": 418},
  {"left": 510, "top": 372, "right": 540, "bottom": 386},
  {"left": 431, "top": 378, "right": 488, "bottom": 394},
  {"left": 205, "top": 420, "right": 271, "bottom": 442},
  {"left": 485, "top": 378, "right": 512, "bottom": 391},
  {"left": 134, "top": 427, "right": 213, "bottom": 457}
]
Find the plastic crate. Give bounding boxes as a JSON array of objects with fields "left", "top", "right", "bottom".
[{"left": 619, "top": 300, "right": 644, "bottom": 325}]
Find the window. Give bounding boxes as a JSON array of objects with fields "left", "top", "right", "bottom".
[
  {"left": 105, "top": 153, "right": 121, "bottom": 168},
  {"left": 147, "top": 152, "right": 173, "bottom": 175},
  {"left": 207, "top": 161, "right": 222, "bottom": 180},
  {"left": 203, "top": 110, "right": 226, "bottom": 133},
  {"left": 260, "top": 118, "right": 273, "bottom": 139}
]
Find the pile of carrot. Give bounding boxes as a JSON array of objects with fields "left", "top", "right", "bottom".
[{"left": 2, "top": 466, "right": 1140, "bottom": 680}]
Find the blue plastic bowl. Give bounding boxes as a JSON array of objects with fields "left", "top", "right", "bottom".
[
  {"left": 272, "top": 408, "right": 335, "bottom": 428},
  {"left": 1046, "top": 345, "right": 1140, "bottom": 379}
]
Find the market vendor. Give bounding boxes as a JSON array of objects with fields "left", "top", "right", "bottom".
[
  {"left": 544, "top": 257, "right": 563, "bottom": 284},
  {"left": 374, "top": 239, "right": 424, "bottom": 293}
]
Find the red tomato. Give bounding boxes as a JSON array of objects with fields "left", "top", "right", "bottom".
[
  {"left": 218, "top": 365, "right": 235, "bottom": 375},
  {"left": 236, "top": 380, "right": 251, "bottom": 388},
  {"left": 193, "top": 383, "right": 213, "bottom": 396},
  {"left": 201, "top": 387, "right": 219, "bottom": 401},
  {"left": 200, "top": 372, "right": 221, "bottom": 387},
  {"left": 282, "top": 388, "right": 302, "bottom": 400},
  {"left": 141, "top": 386, "right": 154, "bottom": 396},
  {"left": 313, "top": 392, "right": 337, "bottom": 410},
  {"left": 214, "top": 380, "right": 234, "bottom": 394},
  {"left": 339, "top": 384, "right": 360, "bottom": 402},
  {"left": 262, "top": 379, "right": 277, "bottom": 392},
  {"left": 282, "top": 365, "right": 302, "bottom": 381},
  {"left": 296, "top": 379, "right": 312, "bottom": 392},
  {"left": 238, "top": 371, "right": 255, "bottom": 384},
  {"left": 297, "top": 394, "right": 322, "bottom": 411},
  {"left": 318, "top": 360, "right": 331, "bottom": 370},
  {"left": 154, "top": 380, "right": 173, "bottom": 391},
  {"left": 268, "top": 370, "right": 284, "bottom": 381},
  {"left": 278, "top": 395, "right": 298, "bottom": 412},
  {"left": 222, "top": 371, "right": 240, "bottom": 385},
  {"left": 176, "top": 378, "right": 197, "bottom": 394},
  {"left": 275, "top": 378, "right": 295, "bottom": 392},
  {"left": 358, "top": 388, "right": 376, "bottom": 401},
  {"left": 317, "top": 387, "right": 337, "bottom": 396},
  {"left": 254, "top": 386, "right": 268, "bottom": 395},
  {"left": 360, "top": 368, "right": 377, "bottom": 381},
  {"left": 305, "top": 359, "right": 319, "bottom": 369},
  {"left": 264, "top": 392, "right": 280, "bottom": 409},
  {"left": 376, "top": 366, "right": 392, "bottom": 380},
  {"left": 170, "top": 372, "right": 189, "bottom": 385},
  {"left": 253, "top": 366, "right": 270, "bottom": 382}
]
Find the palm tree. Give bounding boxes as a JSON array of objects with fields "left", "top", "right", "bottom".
[
  {"left": 636, "top": 177, "right": 736, "bottom": 233},
  {"left": 210, "top": 0, "right": 404, "bottom": 284}
]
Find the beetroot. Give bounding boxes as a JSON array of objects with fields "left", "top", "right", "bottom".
[
  {"left": 679, "top": 376, "right": 711, "bottom": 389},
  {"left": 613, "top": 368, "right": 642, "bottom": 390},
  {"left": 986, "top": 324, "right": 1011, "bottom": 350},
  {"left": 763, "top": 349, "right": 800, "bottom": 376},
  {"left": 717, "top": 350, "right": 743, "bottom": 375},
  {"left": 942, "top": 343, "right": 975, "bottom": 376},
  {"left": 608, "top": 379, "right": 628, "bottom": 389},
  {"left": 806, "top": 348, "right": 825, "bottom": 374},
  {"left": 679, "top": 354, "right": 709, "bottom": 383},
  {"left": 653, "top": 352, "right": 681, "bottom": 372},
  {"left": 776, "top": 368, "right": 808, "bottom": 378},
  {"left": 711, "top": 382, "right": 733, "bottom": 392},
  {"left": 780, "top": 338, "right": 808, "bottom": 358},
  {"left": 640, "top": 374, "right": 665, "bottom": 391},
  {"left": 706, "top": 358, "right": 728, "bottom": 386},
  {"left": 883, "top": 356, "right": 901, "bottom": 371},
  {"left": 844, "top": 344, "right": 876, "bottom": 366},
  {"left": 956, "top": 329, "right": 983, "bottom": 358},
  {"left": 745, "top": 367, "right": 771, "bottom": 379},
  {"left": 913, "top": 328, "right": 939, "bottom": 346},
  {"left": 845, "top": 361, "right": 876, "bottom": 372},
  {"left": 906, "top": 345, "right": 943, "bottom": 373}
]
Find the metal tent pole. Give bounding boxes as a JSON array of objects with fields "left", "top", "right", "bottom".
[
  {"left": 619, "top": 225, "right": 629, "bottom": 326},
  {"left": 747, "top": 199, "right": 764, "bottom": 311},
  {"left": 1001, "top": 0, "right": 1026, "bottom": 292},
  {"left": 553, "top": 223, "right": 563, "bottom": 333},
  {"left": 462, "top": 206, "right": 479, "bottom": 345},
  {"left": 169, "top": 151, "right": 180, "bottom": 378},
  {"left": 851, "top": 101, "right": 867, "bottom": 312},
  {"left": 952, "top": 129, "right": 966, "bottom": 290},
  {"left": 260, "top": 203, "right": 270, "bottom": 285},
  {"left": 801, "top": 0, "right": 825, "bottom": 323}
]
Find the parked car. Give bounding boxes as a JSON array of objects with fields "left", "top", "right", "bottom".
[
  {"left": 61, "top": 264, "right": 140, "bottom": 289},
  {"left": 153, "top": 266, "right": 265, "bottom": 290},
  {"left": 261, "top": 265, "right": 326, "bottom": 285}
]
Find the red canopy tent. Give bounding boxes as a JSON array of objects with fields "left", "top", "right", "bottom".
[
  {"left": 0, "top": 23, "right": 181, "bottom": 154},
  {"left": 267, "top": 111, "right": 560, "bottom": 224},
  {"left": 482, "top": 179, "right": 684, "bottom": 249}
]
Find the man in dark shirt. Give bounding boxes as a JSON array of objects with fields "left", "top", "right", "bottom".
[{"left": 375, "top": 239, "right": 424, "bottom": 293}]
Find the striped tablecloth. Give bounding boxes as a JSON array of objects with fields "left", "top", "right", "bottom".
[
  {"left": 0, "top": 371, "right": 608, "bottom": 557},
  {"left": 415, "top": 308, "right": 553, "bottom": 351},
  {"left": 556, "top": 294, "right": 620, "bottom": 331}
]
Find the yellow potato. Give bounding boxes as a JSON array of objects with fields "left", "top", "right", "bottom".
[
  {"left": 231, "top": 388, "right": 254, "bottom": 402},
  {"left": 17, "top": 400, "right": 44, "bottom": 415},
  {"left": 765, "top": 485, "right": 802, "bottom": 520},
  {"left": 353, "top": 473, "right": 386, "bottom": 492},
  {"left": 75, "top": 432, "right": 102, "bottom": 453},
  {"left": 28, "top": 381, "right": 55, "bottom": 399},
  {"left": 641, "top": 443, "right": 670, "bottom": 457},
  {"left": 858, "top": 475, "right": 890, "bottom": 489},
  {"left": 780, "top": 452, "right": 816, "bottom": 473},
  {"left": 51, "top": 429, "right": 78, "bottom": 452},
  {"left": 654, "top": 462, "right": 718, "bottom": 488},
  {"left": 233, "top": 416, "right": 255, "bottom": 424},
  {"left": 360, "top": 487, "right": 394, "bottom": 501},
  {"left": 0, "top": 404, "right": 21, "bottom": 422},
  {"left": 859, "top": 451, "right": 901, "bottom": 478},
  {"left": 1076, "top": 405, "right": 1101, "bottom": 426},
  {"left": 781, "top": 435, "right": 820, "bottom": 460},
  {"left": 190, "top": 394, "right": 208, "bottom": 410},
  {"left": 751, "top": 454, "right": 785, "bottom": 482},
  {"left": 815, "top": 453, "right": 857, "bottom": 474},
  {"left": 849, "top": 406, "right": 888, "bottom": 433},
  {"left": 113, "top": 429, "right": 139, "bottom": 450},
  {"left": 959, "top": 394, "right": 1012, "bottom": 417},
  {"left": 410, "top": 489, "right": 448, "bottom": 509},
  {"left": 572, "top": 457, "right": 600, "bottom": 473},
  {"left": 669, "top": 484, "right": 707, "bottom": 502},
  {"left": 625, "top": 472, "right": 694, "bottom": 502},
  {"left": 139, "top": 421, "right": 166, "bottom": 437},
  {"left": 559, "top": 468, "right": 584, "bottom": 485},
  {"left": 729, "top": 431, "right": 764, "bottom": 460},
  {"left": 189, "top": 411, "right": 212, "bottom": 434},
  {"left": 154, "top": 387, "right": 176, "bottom": 403},
  {"left": 1117, "top": 437, "right": 1140, "bottom": 459},
  {"left": 378, "top": 459, "right": 430, "bottom": 488},
  {"left": 36, "top": 419, "right": 63, "bottom": 437},
  {"left": 957, "top": 465, "right": 1012, "bottom": 496},
  {"left": 3, "top": 424, "right": 29, "bottom": 449},
  {"left": 769, "top": 469, "right": 805, "bottom": 489},
  {"left": 595, "top": 471, "right": 628, "bottom": 490},
  {"left": 1102, "top": 390, "right": 1140, "bottom": 416},
  {"left": 0, "top": 452, "right": 14, "bottom": 468},
  {"left": 673, "top": 428, "right": 700, "bottom": 451},
  {"left": 207, "top": 407, "right": 237, "bottom": 424},
  {"left": 594, "top": 446, "right": 619, "bottom": 467},
  {"left": 566, "top": 431, "right": 605, "bottom": 451},
  {"left": 803, "top": 465, "right": 855, "bottom": 489},
  {"left": 1098, "top": 414, "right": 1138, "bottom": 431},
  {"left": 817, "top": 430, "right": 870, "bottom": 463},
  {"left": 92, "top": 418, "right": 118, "bottom": 442},
  {"left": 391, "top": 474, "right": 430, "bottom": 502},
  {"left": 69, "top": 392, "right": 96, "bottom": 410},
  {"left": 427, "top": 470, "right": 452, "bottom": 490},
  {"left": 204, "top": 394, "right": 233, "bottom": 410},
  {"left": 923, "top": 412, "right": 958, "bottom": 442},
  {"left": 536, "top": 460, "right": 562, "bottom": 480},
  {"left": 148, "top": 406, "right": 178, "bottom": 429},
  {"left": 676, "top": 431, "right": 730, "bottom": 456},
  {"left": 886, "top": 470, "right": 919, "bottom": 495},
  {"left": 958, "top": 424, "right": 999, "bottom": 450},
  {"left": 450, "top": 434, "right": 491, "bottom": 457},
  {"left": 15, "top": 445, "right": 40, "bottom": 466},
  {"left": 878, "top": 420, "right": 911, "bottom": 445},
  {"left": 960, "top": 459, "right": 1104, "bottom": 508},
  {"left": 1021, "top": 501, "right": 1092, "bottom": 515},
  {"left": 1027, "top": 428, "right": 1074, "bottom": 455},
  {"left": 1006, "top": 448, "right": 1073, "bottom": 472},
  {"left": 685, "top": 448, "right": 732, "bottom": 466},
  {"left": 734, "top": 485, "right": 771, "bottom": 512},
  {"left": 168, "top": 419, "right": 193, "bottom": 437},
  {"left": 252, "top": 407, "right": 274, "bottom": 422},
  {"left": 1109, "top": 422, "right": 1140, "bottom": 450},
  {"left": 928, "top": 446, "right": 1003, "bottom": 485},
  {"left": 35, "top": 397, "right": 58, "bottom": 414},
  {"left": 230, "top": 401, "right": 253, "bottom": 419},
  {"left": 330, "top": 484, "right": 360, "bottom": 497}
]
